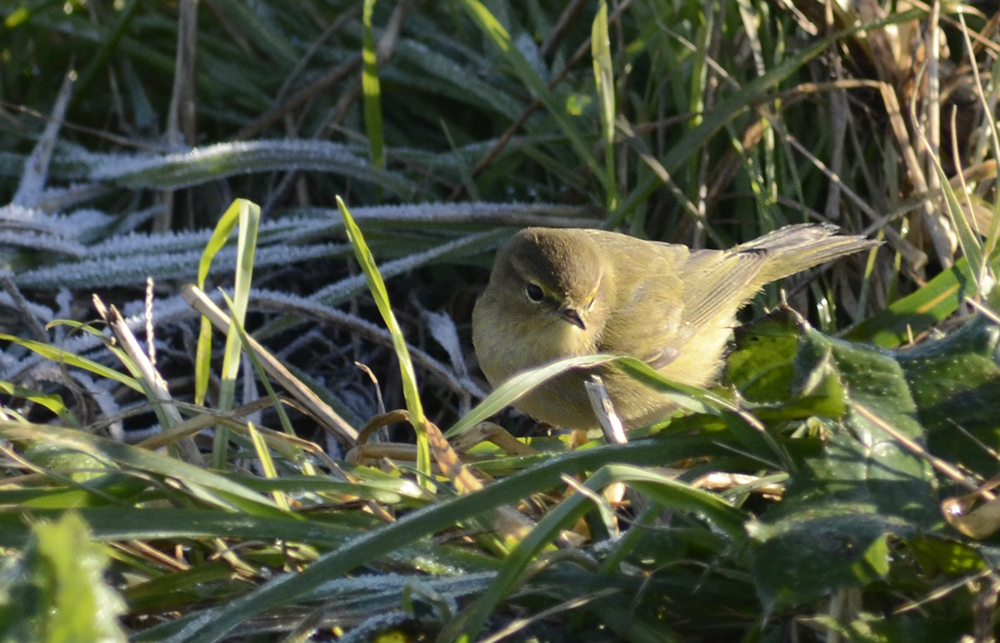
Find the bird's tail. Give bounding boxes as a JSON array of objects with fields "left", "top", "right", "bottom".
[{"left": 741, "top": 223, "right": 879, "bottom": 283}]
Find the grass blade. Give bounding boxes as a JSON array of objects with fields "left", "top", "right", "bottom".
[
  {"left": 591, "top": 1, "right": 618, "bottom": 211},
  {"left": 337, "top": 197, "right": 432, "bottom": 488},
  {"left": 362, "top": 0, "right": 385, "bottom": 177}
]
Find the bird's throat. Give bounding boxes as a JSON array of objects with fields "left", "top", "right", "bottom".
[{"left": 530, "top": 319, "right": 596, "bottom": 366}]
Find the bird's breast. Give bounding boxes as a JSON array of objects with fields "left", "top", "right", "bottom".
[{"left": 475, "top": 313, "right": 598, "bottom": 387}]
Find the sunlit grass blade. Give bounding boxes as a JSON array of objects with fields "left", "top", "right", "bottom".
[
  {"left": 445, "top": 352, "right": 727, "bottom": 439},
  {"left": 0, "top": 381, "right": 79, "bottom": 427},
  {"left": 0, "top": 333, "right": 143, "bottom": 394},
  {"left": 445, "top": 354, "right": 618, "bottom": 438},
  {"left": 196, "top": 199, "right": 244, "bottom": 406},
  {"left": 337, "top": 196, "right": 432, "bottom": 488},
  {"left": 0, "top": 422, "right": 288, "bottom": 516},
  {"left": 192, "top": 198, "right": 260, "bottom": 469},
  {"left": 182, "top": 283, "right": 359, "bottom": 445},
  {"left": 844, "top": 255, "right": 994, "bottom": 347},
  {"left": 219, "top": 200, "right": 259, "bottom": 413},
  {"left": 246, "top": 422, "right": 289, "bottom": 510},
  {"left": 912, "top": 91, "right": 986, "bottom": 294},
  {"left": 591, "top": 1, "right": 617, "bottom": 211},
  {"left": 217, "top": 289, "right": 316, "bottom": 475},
  {"left": 615, "top": 8, "right": 925, "bottom": 225},
  {"left": 362, "top": 0, "right": 385, "bottom": 175},
  {"left": 957, "top": 11, "right": 1000, "bottom": 284}
]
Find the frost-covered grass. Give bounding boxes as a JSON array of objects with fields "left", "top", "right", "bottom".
[{"left": 2, "top": 1, "right": 1000, "bottom": 641}]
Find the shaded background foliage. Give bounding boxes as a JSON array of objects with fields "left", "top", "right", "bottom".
[{"left": 2, "top": 0, "right": 1000, "bottom": 641}]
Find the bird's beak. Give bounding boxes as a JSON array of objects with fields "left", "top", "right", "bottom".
[{"left": 559, "top": 307, "right": 586, "bottom": 330}]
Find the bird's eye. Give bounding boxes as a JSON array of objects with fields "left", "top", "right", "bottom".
[{"left": 525, "top": 283, "right": 545, "bottom": 303}]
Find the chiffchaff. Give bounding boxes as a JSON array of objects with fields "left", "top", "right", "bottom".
[{"left": 472, "top": 224, "right": 877, "bottom": 431}]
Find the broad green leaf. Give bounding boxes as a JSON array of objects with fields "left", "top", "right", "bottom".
[
  {"left": 812, "top": 611, "right": 967, "bottom": 643},
  {"left": 747, "top": 311, "right": 936, "bottom": 519},
  {"left": 748, "top": 508, "right": 904, "bottom": 610},
  {"left": 725, "top": 311, "right": 802, "bottom": 402},
  {"left": 736, "top": 314, "right": 942, "bottom": 608},
  {"left": 897, "top": 316, "right": 1000, "bottom": 476},
  {"left": 726, "top": 309, "right": 848, "bottom": 421},
  {"left": 910, "top": 536, "right": 985, "bottom": 576}
]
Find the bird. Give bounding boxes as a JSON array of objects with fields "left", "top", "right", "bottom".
[{"left": 471, "top": 224, "right": 877, "bottom": 431}]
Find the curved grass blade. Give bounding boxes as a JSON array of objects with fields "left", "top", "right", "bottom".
[
  {"left": 195, "top": 199, "right": 244, "bottom": 405},
  {"left": 0, "top": 381, "right": 79, "bottom": 427},
  {"left": 0, "top": 333, "right": 143, "bottom": 394},
  {"left": 217, "top": 290, "right": 315, "bottom": 476},
  {"left": 216, "top": 202, "right": 259, "bottom": 468},
  {"left": 190, "top": 198, "right": 259, "bottom": 468},
  {"left": 844, "top": 255, "right": 992, "bottom": 347},
  {"left": 445, "top": 354, "right": 619, "bottom": 438},
  {"left": 337, "top": 197, "right": 432, "bottom": 487},
  {"left": 445, "top": 353, "right": 728, "bottom": 439}
]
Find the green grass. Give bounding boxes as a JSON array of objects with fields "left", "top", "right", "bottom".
[{"left": 2, "top": 1, "right": 1000, "bottom": 641}]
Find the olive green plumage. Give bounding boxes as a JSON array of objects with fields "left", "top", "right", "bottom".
[{"left": 472, "top": 224, "right": 877, "bottom": 430}]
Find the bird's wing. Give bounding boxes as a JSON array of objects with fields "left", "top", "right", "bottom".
[
  {"left": 669, "top": 224, "right": 875, "bottom": 354},
  {"left": 594, "top": 236, "right": 689, "bottom": 364},
  {"left": 677, "top": 247, "right": 769, "bottom": 329}
]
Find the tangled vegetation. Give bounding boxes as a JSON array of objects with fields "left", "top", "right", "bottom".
[{"left": 2, "top": 0, "right": 1000, "bottom": 641}]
